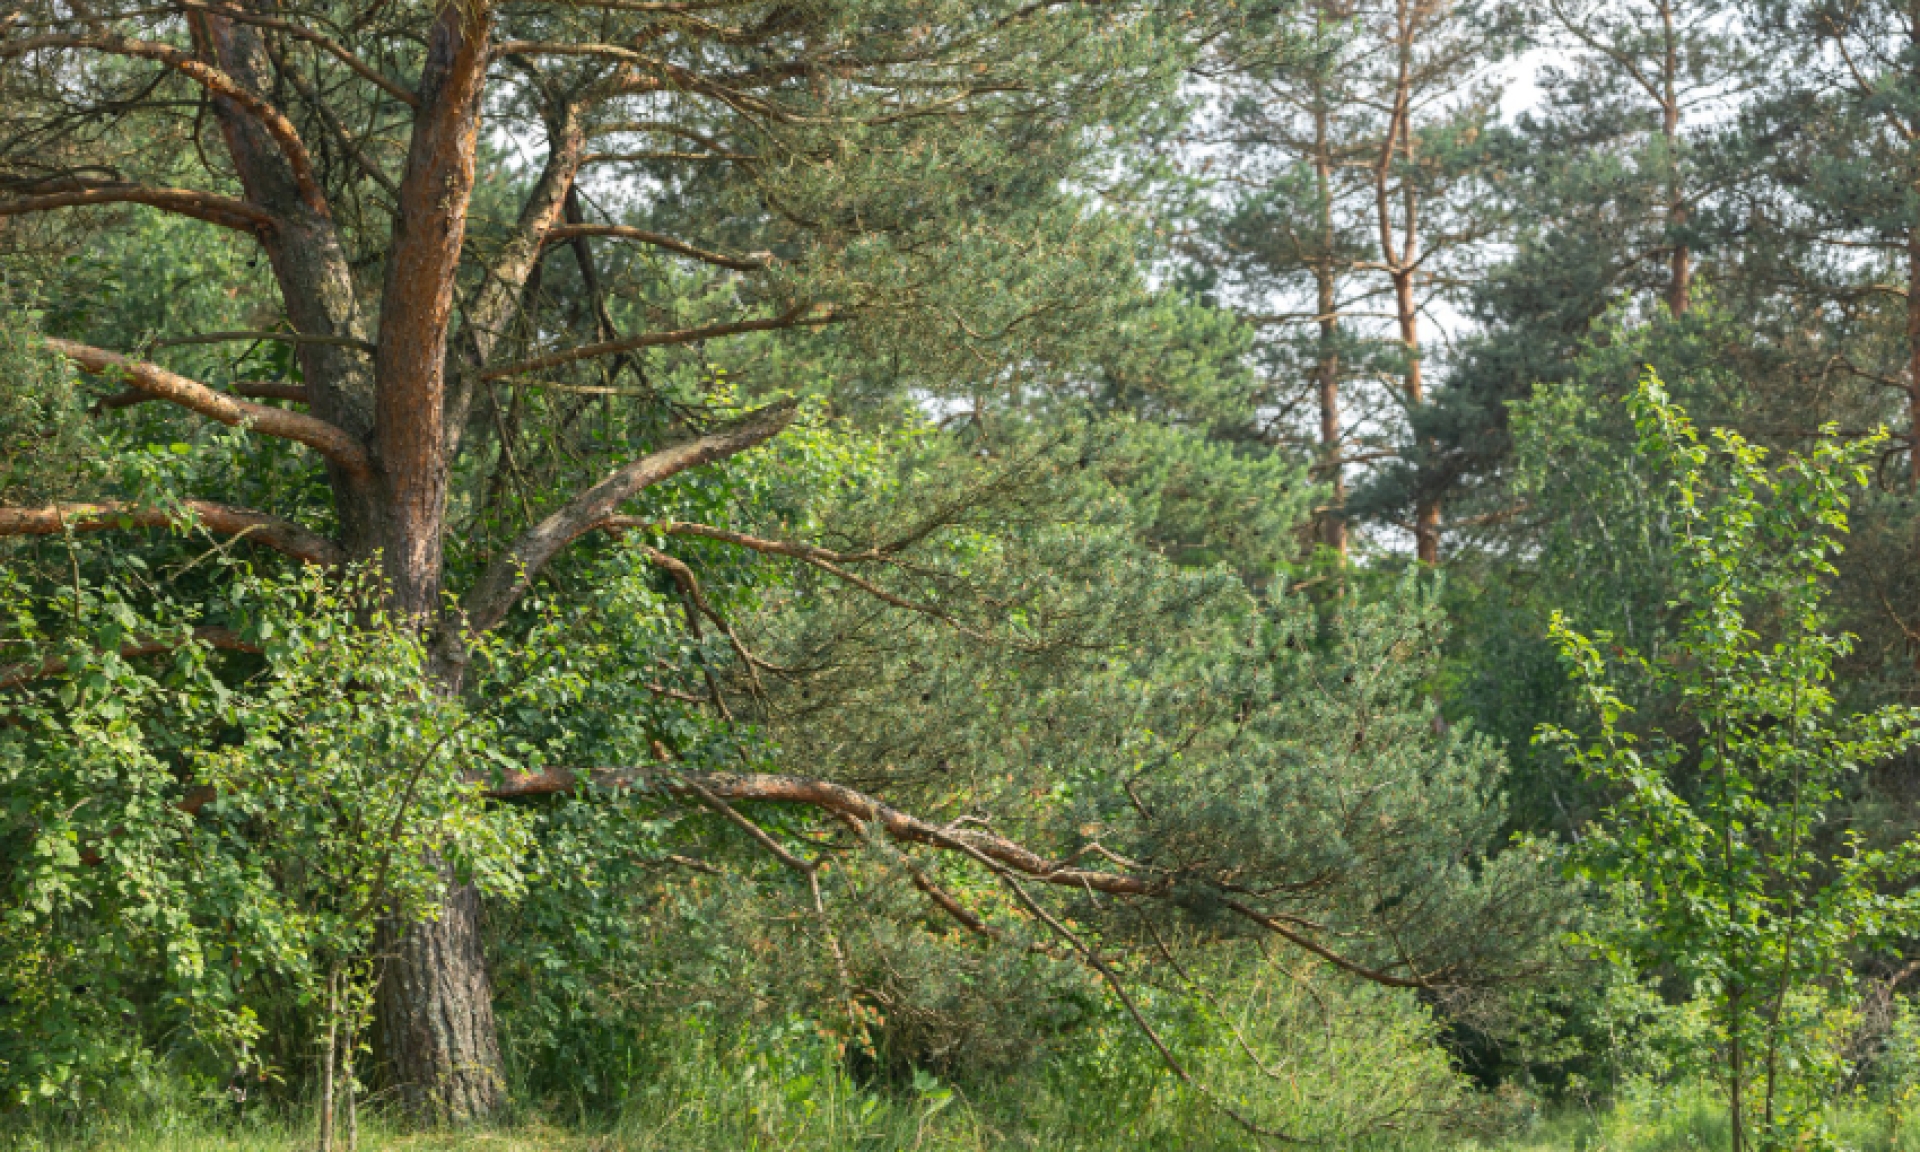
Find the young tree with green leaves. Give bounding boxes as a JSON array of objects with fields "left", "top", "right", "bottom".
[{"left": 1544, "top": 373, "right": 1920, "bottom": 1150}]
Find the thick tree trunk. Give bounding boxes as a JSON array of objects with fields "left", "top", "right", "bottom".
[
  {"left": 375, "top": 874, "right": 504, "bottom": 1122},
  {"left": 365, "top": 8, "right": 506, "bottom": 1120}
]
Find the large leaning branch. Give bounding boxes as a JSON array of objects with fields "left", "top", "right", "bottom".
[
  {"left": 45, "top": 339, "right": 372, "bottom": 478},
  {"left": 461, "top": 400, "right": 798, "bottom": 632},
  {"left": 0, "top": 501, "right": 345, "bottom": 567}
]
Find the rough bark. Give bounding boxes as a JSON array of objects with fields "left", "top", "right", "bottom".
[
  {"left": 372, "top": 4, "right": 490, "bottom": 621},
  {"left": 373, "top": 874, "right": 504, "bottom": 1123},
  {"left": 359, "top": 7, "right": 505, "bottom": 1121}
]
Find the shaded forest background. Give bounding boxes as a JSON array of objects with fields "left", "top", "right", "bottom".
[{"left": 6, "top": 0, "right": 1920, "bottom": 1148}]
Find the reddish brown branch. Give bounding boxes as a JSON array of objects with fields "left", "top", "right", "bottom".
[
  {"left": 0, "top": 182, "right": 273, "bottom": 234},
  {"left": 0, "top": 500, "right": 344, "bottom": 566},
  {"left": 46, "top": 339, "right": 370, "bottom": 477},
  {"left": 95, "top": 381, "right": 310, "bottom": 411},
  {"left": 0, "top": 626, "right": 260, "bottom": 691},
  {"left": 480, "top": 766, "right": 1428, "bottom": 990}
]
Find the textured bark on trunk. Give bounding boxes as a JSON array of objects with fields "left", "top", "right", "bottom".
[
  {"left": 365, "top": 6, "right": 507, "bottom": 1121},
  {"left": 375, "top": 874, "right": 504, "bottom": 1122}
]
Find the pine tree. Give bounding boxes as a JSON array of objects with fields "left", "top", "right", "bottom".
[
  {"left": 0, "top": 0, "right": 1178, "bottom": 1117},
  {"left": 1188, "top": 0, "right": 1516, "bottom": 564}
]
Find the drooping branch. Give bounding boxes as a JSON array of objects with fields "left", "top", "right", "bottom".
[
  {"left": 461, "top": 399, "right": 798, "bottom": 632},
  {"left": 542, "top": 223, "right": 770, "bottom": 272},
  {"left": 480, "top": 766, "right": 1436, "bottom": 990},
  {"left": 0, "top": 31, "right": 327, "bottom": 214},
  {"left": 0, "top": 626, "right": 260, "bottom": 692},
  {"left": 45, "top": 339, "right": 372, "bottom": 477},
  {"left": 0, "top": 500, "right": 345, "bottom": 566},
  {"left": 480, "top": 307, "right": 834, "bottom": 380},
  {"left": 0, "top": 181, "right": 274, "bottom": 234}
]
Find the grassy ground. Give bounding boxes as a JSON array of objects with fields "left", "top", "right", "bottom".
[
  {"left": 11, "top": 1090, "right": 1920, "bottom": 1152},
  {"left": 13, "top": 1091, "right": 1920, "bottom": 1152}
]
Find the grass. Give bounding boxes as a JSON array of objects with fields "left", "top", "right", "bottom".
[{"left": 12, "top": 1091, "right": 1920, "bottom": 1152}]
